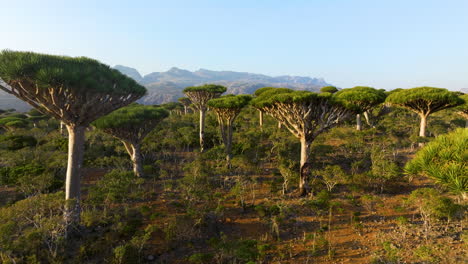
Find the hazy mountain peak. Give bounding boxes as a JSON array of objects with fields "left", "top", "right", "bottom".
[
  {"left": 113, "top": 65, "right": 332, "bottom": 105},
  {"left": 114, "top": 65, "right": 143, "bottom": 82}
]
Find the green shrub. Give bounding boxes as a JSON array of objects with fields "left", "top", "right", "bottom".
[
  {"left": 188, "top": 253, "right": 214, "bottom": 263},
  {"left": 406, "top": 128, "right": 467, "bottom": 200},
  {"left": 87, "top": 170, "right": 140, "bottom": 205},
  {"left": 0, "top": 192, "right": 67, "bottom": 263},
  {"left": 0, "top": 135, "right": 37, "bottom": 150}
]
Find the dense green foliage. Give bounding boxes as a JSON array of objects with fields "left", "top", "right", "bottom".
[
  {"left": 253, "top": 87, "right": 276, "bottom": 96},
  {"left": 320, "top": 86, "right": 338, "bottom": 93},
  {"left": 93, "top": 104, "right": 168, "bottom": 131},
  {"left": 0, "top": 50, "right": 146, "bottom": 96},
  {"left": 385, "top": 87, "right": 463, "bottom": 114},
  {"left": 207, "top": 94, "right": 252, "bottom": 109},
  {"left": 183, "top": 84, "right": 227, "bottom": 94},
  {"left": 406, "top": 128, "right": 467, "bottom": 199},
  {"left": 335, "top": 86, "right": 386, "bottom": 113},
  {"left": 0, "top": 85, "right": 466, "bottom": 263}
]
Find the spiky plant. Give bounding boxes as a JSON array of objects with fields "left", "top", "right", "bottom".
[{"left": 405, "top": 128, "right": 467, "bottom": 201}]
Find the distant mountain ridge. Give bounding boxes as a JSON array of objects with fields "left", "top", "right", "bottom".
[{"left": 114, "top": 65, "right": 332, "bottom": 105}]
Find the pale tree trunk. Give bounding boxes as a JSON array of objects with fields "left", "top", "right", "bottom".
[
  {"left": 123, "top": 141, "right": 143, "bottom": 177},
  {"left": 60, "top": 121, "right": 66, "bottom": 136},
  {"left": 259, "top": 110, "right": 263, "bottom": 129},
  {"left": 363, "top": 111, "right": 374, "bottom": 127},
  {"left": 64, "top": 125, "right": 86, "bottom": 225},
  {"left": 131, "top": 143, "right": 143, "bottom": 177},
  {"left": 299, "top": 137, "right": 312, "bottom": 196},
  {"left": 278, "top": 121, "right": 282, "bottom": 129},
  {"left": 418, "top": 113, "right": 428, "bottom": 147},
  {"left": 199, "top": 109, "right": 206, "bottom": 152},
  {"left": 419, "top": 113, "right": 427, "bottom": 137},
  {"left": 356, "top": 114, "right": 362, "bottom": 131},
  {"left": 184, "top": 105, "right": 187, "bottom": 115}
]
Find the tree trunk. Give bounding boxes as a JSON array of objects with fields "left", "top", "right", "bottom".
[
  {"left": 278, "top": 121, "right": 282, "bottom": 129},
  {"left": 123, "top": 141, "right": 143, "bottom": 177},
  {"left": 299, "top": 137, "right": 312, "bottom": 196},
  {"left": 226, "top": 124, "right": 233, "bottom": 168},
  {"left": 184, "top": 105, "right": 187, "bottom": 115},
  {"left": 363, "top": 111, "right": 374, "bottom": 127},
  {"left": 131, "top": 143, "right": 144, "bottom": 177},
  {"left": 60, "top": 121, "right": 66, "bottom": 136},
  {"left": 419, "top": 114, "right": 427, "bottom": 137},
  {"left": 199, "top": 109, "right": 206, "bottom": 152},
  {"left": 259, "top": 110, "right": 263, "bottom": 129},
  {"left": 356, "top": 114, "right": 362, "bottom": 131},
  {"left": 64, "top": 125, "right": 86, "bottom": 225}
]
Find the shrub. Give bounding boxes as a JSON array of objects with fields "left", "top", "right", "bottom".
[
  {"left": 0, "top": 135, "right": 37, "bottom": 150},
  {"left": 406, "top": 128, "right": 467, "bottom": 200},
  {"left": 87, "top": 170, "right": 140, "bottom": 206},
  {"left": 0, "top": 192, "right": 67, "bottom": 263}
]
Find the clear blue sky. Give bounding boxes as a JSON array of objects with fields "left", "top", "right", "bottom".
[{"left": 1, "top": 0, "right": 467, "bottom": 90}]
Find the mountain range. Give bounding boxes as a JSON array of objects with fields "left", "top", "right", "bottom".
[
  {"left": 113, "top": 65, "right": 332, "bottom": 105},
  {"left": 0, "top": 67, "right": 331, "bottom": 111}
]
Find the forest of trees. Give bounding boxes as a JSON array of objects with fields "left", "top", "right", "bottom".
[{"left": 0, "top": 51, "right": 466, "bottom": 263}]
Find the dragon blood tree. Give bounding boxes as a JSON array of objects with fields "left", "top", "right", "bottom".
[
  {"left": 254, "top": 87, "right": 293, "bottom": 129},
  {"left": 93, "top": 104, "right": 168, "bottom": 177},
  {"left": 208, "top": 94, "right": 252, "bottom": 167},
  {"left": 178, "top": 97, "right": 192, "bottom": 115},
  {"left": 0, "top": 50, "right": 146, "bottom": 223},
  {"left": 386, "top": 87, "right": 463, "bottom": 137},
  {"left": 183, "top": 84, "right": 226, "bottom": 152},
  {"left": 335, "top": 86, "right": 386, "bottom": 130},
  {"left": 252, "top": 88, "right": 356, "bottom": 195},
  {"left": 253, "top": 87, "right": 277, "bottom": 128},
  {"left": 320, "top": 86, "right": 338, "bottom": 94}
]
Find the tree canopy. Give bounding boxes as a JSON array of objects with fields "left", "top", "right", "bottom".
[
  {"left": 178, "top": 97, "right": 191, "bottom": 106},
  {"left": 208, "top": 94, "right": 252, "bottom": 109},
  {"left": 335, "top": 86, "right": 386, "bottom": 113},
  {"left": 0, "top": 50, "right": 147, "bottom": 224},
  {"left": 183, "top": 84, "right": 227, "bottom": 152},
  {"left": 320, "top": 86, "right": 339, "bottom": 93},
  {"left": 183, "top": 84, "right": 227, "bottom": 94},
  {"left": 0, "top": 50, "right": 146, "bottom": 96},
  {"left": 254, "top": 87, "right": 276, "bottom": 97},
  {"left": 386, "top": 87, "right": 463, "bottom": 137},
  {"left": 208, "top": 95, "right": 252, "bottom": 166},
  {"left": 0, "top": 50, "right": 147, "bottom": 126},
  {"left": 93, "top": 104, "right": 168, "bottom": 137},
  {"left": 93, "top": 104, "right": 168, "bottom": 177},
  {"left": 252, "top": 88, "right": 353, "bottom": 195},
  {"left": 385, "top": 87, "right": 463, "bottom": 115}
]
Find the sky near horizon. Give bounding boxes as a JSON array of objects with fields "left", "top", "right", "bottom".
[{"left": 1, "top": 0, "right": 467, "bottom": 90}]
